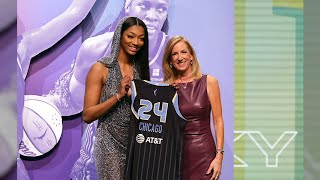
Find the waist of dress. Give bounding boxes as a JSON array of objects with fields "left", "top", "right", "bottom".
[
  {"left": 184, "top": 119, "right": 212, "bottom": 135},
  {"left": 97, "top": 121, "right": 130, "bottom": 140}
]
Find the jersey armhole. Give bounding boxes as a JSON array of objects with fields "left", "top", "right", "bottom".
[
  {"left": 131, "top": 80, "right": 139, "bottom": 119},
  {"left": 172, "top": 93, "right": 186, "bottom": 120}
]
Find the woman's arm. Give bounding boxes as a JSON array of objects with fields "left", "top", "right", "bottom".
[
  {"left": 82, "top": 62, "right": 132, "bottom": 123},
  {"left": 206, "top": 75, "right": 224, "bottom": 180},
  {"left": 18, "top": 0, "right": 96, "bottom": 79}
]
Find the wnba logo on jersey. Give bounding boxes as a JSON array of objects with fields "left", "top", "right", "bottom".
[{"left": 135, "top": 134, "right": 163, "bottom": 145}]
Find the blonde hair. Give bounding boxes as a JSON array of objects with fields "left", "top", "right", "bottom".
[{"left": 162, "top": 36, "right": 202, "bottom": 83}]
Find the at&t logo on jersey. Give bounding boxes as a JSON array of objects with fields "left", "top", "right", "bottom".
[
  {"left": 136, "top": 134, "right": 145, "bottom": 144},
  {"left": 135, "top": 134, "right": 163, "bottom": 145}
]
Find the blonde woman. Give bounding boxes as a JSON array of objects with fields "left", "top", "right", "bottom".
[{"left": 162, "top": 36, "right": 224, "bottom": 180}]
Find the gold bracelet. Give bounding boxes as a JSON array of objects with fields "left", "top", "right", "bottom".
[{"left": 115, "top": 93, "right": 121, "bottom": 101}]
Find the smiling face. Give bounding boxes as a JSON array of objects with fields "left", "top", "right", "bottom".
[
  {"left": 126, "top": 0, "right": 169, "bottom": 41},
  {"left": 170, "top": 41, "right": 194, "bottom": 76},
  {"left": 120, "top": 25, "right": 146, "bottom": 56}
]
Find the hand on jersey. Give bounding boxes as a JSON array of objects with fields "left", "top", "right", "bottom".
[{"left": 118, "top": 75, "right": 133, "bottom": 98}]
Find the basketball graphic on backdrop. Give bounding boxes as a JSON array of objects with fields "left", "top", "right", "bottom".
[{"left": 19, "top": 95, "right": 63, "bottom": 157}]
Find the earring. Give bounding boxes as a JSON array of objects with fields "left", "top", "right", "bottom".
[
  {"left": 190, "top": 59, "right": 193, "bottom": 65},
  {"left": 170, "top": 63, "right": 173, "bottom": 68}
]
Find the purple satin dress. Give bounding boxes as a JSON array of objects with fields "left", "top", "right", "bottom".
[{"left": 177, "top": 75, "right": 216, "bottom": 180}]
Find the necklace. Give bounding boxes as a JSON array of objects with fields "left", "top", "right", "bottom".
[{"left": 180, "top": 77, "right": 189, "bottom": 89}]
